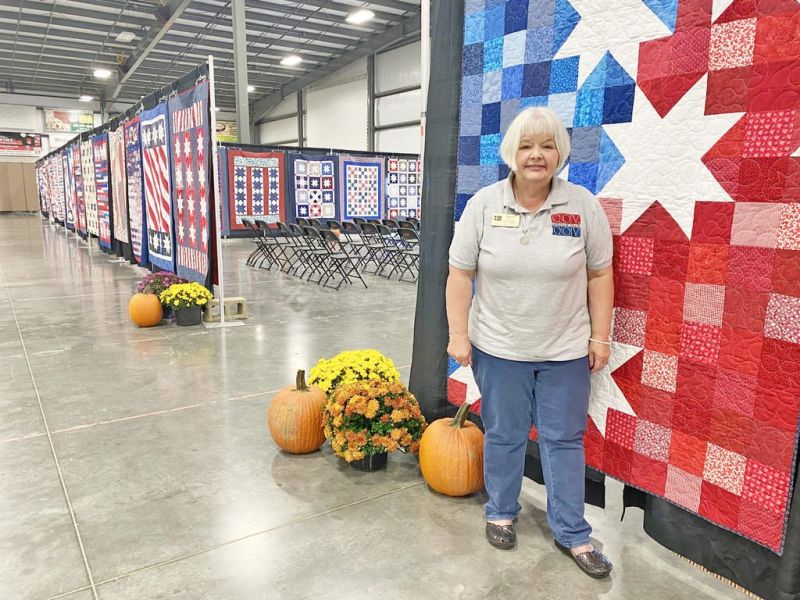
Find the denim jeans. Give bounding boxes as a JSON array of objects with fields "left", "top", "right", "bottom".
[{"left": 471, "top": 345, "right": 592, "bottom": 549}]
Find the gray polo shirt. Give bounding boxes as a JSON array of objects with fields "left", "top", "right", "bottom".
[{"left": 449, "top": 175, "right": 613, "bottom": 362}]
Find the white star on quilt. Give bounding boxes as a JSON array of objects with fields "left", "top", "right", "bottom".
[
  {"left": 197, "top": 130, "right": 204, "bottom": 148},
  {"left": 174, "top": 139, "right": 182, "bottom": 158},
  {"left": 589, "top": 341, "right": 641, "bottom": 436},
  {"left": 449, "top": 365, "right": 482, "bottom": 405},
  {"left": 184, "top": 137, "right": 191, "bottom": 156},
  {"left": 189, "top": 223, "right": 196, "bottom": 244},
  {"left": 200, "top": 198, "right": 208, "bottom": 216},
  {"left": 158, "top": 123, "right": 165, "bottom": 144},
  {"left": 602, "top": 76, "right": 742, "bottom": 237},
  {"left": 188, "top": 196, "right": 195, "bottom": 216},
  {"left": 178, "top": 221, "right": 185, "bottom": 242},
  {"left": 198, "top": 164, "right": 206, "bottom": 184},
  {"left": 201, "top": 226, "right": 208, "bottom": 246},
  {"left": 555, "top": 0, "right": 671, "bottom": 87}
]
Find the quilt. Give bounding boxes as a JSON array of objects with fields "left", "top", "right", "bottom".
[
  {"left": 63, "top": 146, "right": 76, "bottom": 230},
  {"left": 52, "top": 153, "right": 66, "bottom": 224},
  {"left": 287, "top": 152, "right": 335, "bottom": 221},
  {"left": 141, "top": 103, "right": 175, "bottom": 273},
  {"left": 169, "top": 82, "right": 212, "bottom": 284},
  {"left": 110, "top": 126, "right": 129, "bottom": 245},
  {"left": 387, "top": 156, "right": 422, "bottom": 219},
  {"left": 339, "top": 155, "right": 385, "bottom": 220},
  {"left": 227, "top": 149, "right": 286, "bottom": 229},
  {"left": 81, "top": 139, "right": 99, "bottom": 237},
  {"left": 93, "top": 133, "right": 112, "bottom": 250},
  {"left": 450, "top": 0, "right": 800, "bottom": 553},
  {"left": 124, "top": 116, "right": 148, "bottom": 266},
  {"left": 73, "top": 144, "right": 87, "bottom": 236}
]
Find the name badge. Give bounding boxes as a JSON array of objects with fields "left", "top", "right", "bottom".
[{"left": 491, "top": 213, "right": 521, "bottom": 228}]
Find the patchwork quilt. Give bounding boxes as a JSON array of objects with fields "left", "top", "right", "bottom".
[
  {"left": 141, "top": 103, "right": 175, "bottom": 273},
  {"left": 227, "top": 149, "right": 286, "bottom": 229},
  {"left": 73, "top": 144, "right": 87, "bottom": 236},
  {"left": 93, "top": 133, "right": 112, "bottom": 250},
  {"left": 339, "top": 155, "right": 385, "bottom": 220},
  {"left": 287, "top": 152, "right": 337, "bottom": 221},
  {"left": 450, "top": 0, "right": 800, "bottom": 553},
  {"left": 63, "top": 146, "right": 76, "bottom": 230},
  {"left": 386, "top": 156, "right": 422, "bottom": 219},
  {"left": 80, "top": 139, "right": 99, "bottom": 237},
  {"left": 124, "top": 116, "right": 148, "bottom": 266},
  {"left": 110, "top": 126, "right": 129, "bottom": 245}
]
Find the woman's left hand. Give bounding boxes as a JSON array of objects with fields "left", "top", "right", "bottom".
[{"left": 588, "top": 341, "right": 611, "bottom": 374}]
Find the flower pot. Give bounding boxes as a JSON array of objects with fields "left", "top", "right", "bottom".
[
  {"left": 161, "top": 304, "right": 175, "bottom": 321},
  {"left": 175, "top": 305, "right": 203, "bottom": 326},
  {"left": 349, "top": 452, "right": 388, "bottom": 472}
]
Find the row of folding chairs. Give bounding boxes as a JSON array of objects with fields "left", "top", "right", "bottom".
[{"left": 296, "top": 217, "right": 420, "bottom": 232}]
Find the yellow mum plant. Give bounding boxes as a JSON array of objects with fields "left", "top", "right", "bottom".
[
  {"left": 323, "top": 380, "right": 427, "bottom": 462},
  {"left": 159, "top": 282, "right": 213, "bottom": 310},
  {"left": 308, "top": 349, "right": 400, "bottom": 396}
]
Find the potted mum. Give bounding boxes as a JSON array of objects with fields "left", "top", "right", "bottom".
[
  {"left": 137, "top": 272, "right": 187, "bottom": 320},
  {"left": 323, "top": 380, "right": 427, "bottom": 471},
  {"left": 308, "top": 349, "right": 401, "bottom": 398},
  {"left": 159, "top": 282, "right": 213, "bottom": 326}
]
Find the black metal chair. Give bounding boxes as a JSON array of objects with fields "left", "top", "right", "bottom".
[
  {"left": 382, "top": 218, "right": 400, "bottom": 230},
  {"left": 318, "top": 228, "right": 368, "bottom": 290},
  {"left": 395, "top": 227, "right": 421, "bottom": 282},
  {"left": 308, "top": 218, "right": 323, "bottom": 229},
  {"left": 295, "top": 217, "right": 310, "bottom": 227}
]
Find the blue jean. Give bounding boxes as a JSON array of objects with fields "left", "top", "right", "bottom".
[{"left": 472, "top": 345, "right": 592, "bottom": 549}]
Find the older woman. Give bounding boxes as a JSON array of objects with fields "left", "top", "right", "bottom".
[{"left": 447, "top": 107, "right": 614, "bottom": 578}]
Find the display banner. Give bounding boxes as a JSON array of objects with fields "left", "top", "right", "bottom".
[
  {"left": 81, "top": 139, "right": 98, "bottom": 236},
  {"left": 338, "top": 155, "right": 384, "bottom": 221},
  {"left": 92, "top": 133, "right": 112, "bottom": 250},
  {"left": 140, "top": 103, "right": 175, "bottom": 272},
  {"left": 0, "top": 132, "right": 43, "bottom": 155},
  {"left": 45, "top": 109, "right": 94, "bottom": 133},
  {"left": 124, "top": 116, "right": 148, "bottom": 265},
  {"left": 168, "top": 82, "right": 212, "bottom": 283},
  {"left": 109, "top": 126, "right": 130, "bottom": 244},
  {"left": 73, "top": 144, "right": 87, "bottom": 236},
  {"left": 215, "top": 120, "right": 238, "bottom": 143},
  {"left": 228, "top": 149, "right": 287, "bottom": 230}
]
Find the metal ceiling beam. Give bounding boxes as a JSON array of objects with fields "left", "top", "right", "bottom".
[
  {"left": 170, "top": 18, "right": 357, "bottom": 48},
  {"left": 0, "top": 0, "right": 155, "bottom": 28},
  {"left": 0, "top": 10, "right": 143, "bottom": 36},
  {"left": 1, "top": 34, "right": 125, "bottom": 57},
  {"left": 113, "top": 0, "right": 193, "bottom": 99},
  {"left": 253, "top": 13, "right": 420, "bottom": 120},
  {"left": 247, "top": 0, "right": 405, "bottom": 23},
  {"left": 161, "top": 28, "right": 340, "bottom": 58}
]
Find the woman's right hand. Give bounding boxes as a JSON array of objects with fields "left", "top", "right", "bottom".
[{"left": 448, "top": 334, "right": 472, "bottom": 367}]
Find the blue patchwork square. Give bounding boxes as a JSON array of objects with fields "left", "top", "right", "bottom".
[
  {"left": 484, "top": 5, "right": 505, "bottom": 39},
  {"left": 481, "top": 102, "right": 502, "bottom": 134},
  {"left": 457, "top": 165, "right": 482, "bottom": 194},
  {"left": 501, "top": 98, "right": 521, "bottom": 133},
  {"left": 520, "top": 96, "right": 548, "bottom": 108},
  {"left": 498, "top": 163, "right": 511, "bottom": 181},
  {"left": 464, "top": 12, "right": 485, "bottom": 45},
  {"left": 480, "top": 164, "right": 501, "bottom": 186},
  {"left": 525, "top": 26, "right": 554, "bottom": 63},
  {"left": 389, "top": 198, "right": 399, "bottom": 208},
  {"left": 482, "top": 70, "right": 502, "bottom": 103},
  {"left": 455, "top": 194, "right": 472, "bottom": 221},
  {"left": 501, "top": 65, "right": 524, "bottom": 100},
  {"left": 461, "top": 75, "right": 483, "bottom": 107},
  {"left": 603, "top": 85, "right": 635, "bottom": 124},
  {"left": 458, "top": 136, "right": 481, "bottom": 166},
  {"left": 465, "top": 0, "right": 485, "bottom": 14},
  {"left": 574, "top": 87, "right": 604, "bottom": 127},
  {"left": 480, "top": 134, "right": 502, "bottom": 165},
  {"left": 568, "top": 161, "right": 598, "bottom": 191},
  {"left": 483, "top": 37, "right": 503, "bottom": 72},
  {"left": 504, "top": 0, "right": 528, "bottom": 34},
  {"left": 548, "top": 92, "right": 577, "bottom": 127},
  {"left": 550, "top": 56, "right": 579, "bottom": 94},
  {"left": 529, "top": 0, "right": 557, "bottom": 27},
  {"left": 459, "top": 103, "right": 483, "bottom": 136},
  {"left": 522, "top": 61, "right": 551, "bottom": 97},
  {"left": 502, "top": 30, "right": 526, "bottom": 67},
  {"left": 463, "top": 43, "right": 484, "bottom": 76},
  {"left": 570, "top": 127, "right": 601, "bottom": 163}
]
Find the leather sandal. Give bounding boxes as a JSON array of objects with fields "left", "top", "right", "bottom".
[
  {"left": 554, "top": 540, "right": 613, "bottom": 578},
  {"left": 485, "top": 522, "right": 517, "bottom": 550}
]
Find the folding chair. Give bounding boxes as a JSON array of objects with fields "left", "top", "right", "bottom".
[
  {"left": 301, "top": 225, "right": 332, "bottom": 284},
  {"left": 395, "top": 227, "right": 421, "bottom": 282},
  {"left": 308, "top": 218, "right": 323, "bottom": 229},
  {"left": 241, "top": 217, "right": 263, "bottom": 267},
  {"left": 382, "top": 218, "right": 400, "bottom": 230},
  {"left": 353, "top": 217, "right": 367, "bottom": 226},
  {"left": 252, "top": 218, "right": 279, "bottom": 270},
  {"left": 358, "top": 222, "right": 388, "bottom": 274},
  {"left": 318, "top": 229, "right": 368, "bottom": 290},
  {"left": 339, "top": 221, "right": 368, "bottom": 269},
  {"left": 373, "top": 223, "right": 405, "bottom": 278},
  {"left": 296, "top": 217, "right": 310, "bottom": 227}
]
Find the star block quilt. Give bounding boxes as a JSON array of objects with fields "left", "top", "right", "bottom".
[
  {"left": 80, "top": 139, "right": 99, "bottom": 237},
  {"left": 387, "top": 156, "right": 423, "bottom": 219},
  {"left": 124, "top": 116, "right": 148, "bottom": 266},
  {"left": 93, "top": 133, "right": 113, "bottom": 250},
  {"left": 339, "top": 155, "right": 385, "bottom": 220},
  {"left": 450, "top": 0, "right": 800, "bottom": 553},
  {"left": 288, "top": 153, "right": 337, "bottom": 221},
  {"left": 227, "top": 149, "right": 287, "bottom": 230}
]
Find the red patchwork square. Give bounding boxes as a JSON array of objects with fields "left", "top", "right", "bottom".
[
  {"left": 737, "top": 157, "right": 800, "bottom": 204},
  {"left": 708, "top": 407, "right": 754, "bottom": 456},
  {"left": 618, "top": 236, "right": 655, "bottom": 275},
  {"left": 649, "top": 276, "right": 686, "bottom": 320},
  {"left": 776, "top": 205, "right": 800, "bottom": 251},
  {"left": 758, "top": 338, "right": 800, "bottom": 393},
  {"left": 687, "top": 243, "right": 729, "bottom": 285},
  {"left": 665, "top": 465, "right": 703, "bottom": 512},
  {"left": 613, "top": 307, "right": 647, "bottom": 347},
  {"left": 726, "top": 246, "right": 775, "bottom": 292},
  {"left": 718, "top": 326, "right": 763, "bottom": 376},
  {"left": 742, "top": 459, "right": 790, "bottom": 514},
  {"left": 754, "top": 13, "right": 800, "bottom": 65},
  {"left": 709, "top": 18, "right": 757, "bottom": 70},
  {"left": 753, "top": 383, "right": 800, "bottom": 433},
  {"left": 747, "top": 421, "right": 796, "bottom": 471},
  {"left": 691, "top": 202, "right": 735, "bottom": 243},
  {"left": 699, "top": 482, "right": 742, "bottom": 531},
  {"left": 681, "top": 322, "right": 722, "bottom": 366},
  {"left": 615, "top": 273, "right": 651, "bottom": 310},
  {"left": 706, "top": 66, "right": 751, "bottom": 115},
  {"left": 599, "top": 198, "right": 622, "bottom": 235},
  {"left": 772, "top": 249, "right": 800, "bottom": 297},
  {"left": 645, "top": 314, "right": 684, "bottom": 355},
  {"left": 641, "top": 350, "right": 679, "bottom": 393},
  {"left": 731, "top": 203, "right": 783, "bottom": 247},
  {"left": 637, "top": 385, "right": 674, "bottom": 428},
  {"left": 723, "top": 287, "right": 770, "bottom": 331},
  {"left": 605, "top": 409, "right": 637, "bottom": 450},
  {"left": 764, "top": 293, "right": 800, "bottom": 345},
  {"left": 737, "top": 500, "right": 783, "bottom": 552},
  {"left": 713, "top": 368, "right": 757, "bottom": 416},
  {"left": 634, "top": 420, "right": 671, "bottom": 462},
  {"left": 669, "top": 28, "right": 711, "bottom": 74},
  {"left": 742, "top": 110, "right": 797, "bottom": 158},
  {"left": 672, "top": 394, "right": 712, "bottom": 439},
  {"left": 652, "top": 239, "right": 690, "bottom": 280},
  {"left": 603, "top": 443, "right": 633, "bottom": 480},
  {"left": 669, "top": 430, "right": 708, "bottom": 477},
  {"left": 748, "top": 59, "right": 800, "bottom": 112},
  {"left": 683, "top": 283, "right": 725, "bottom": 326},
  {"left": 631, "top": 453, "right": 668, "bottom": 496},
  {"left": 675, "top": 360, "right": 717, "bottom": 407}
]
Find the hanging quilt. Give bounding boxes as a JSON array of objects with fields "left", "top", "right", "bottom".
[
  {"left": 73, "top": 144, "right": 87, "bottom": 237},
  {"left": 81, "top": 139, "right": 99, "bottom": 236},
  {"left": 168, "top": 82, "right": 212, "bottom": 284},
  {"left": 63, "top": 147, "right": 76, "bottom": 230},
  {"left": 287, "top": 152, "right": 336, "bottom": 221},
  {"left": 227, "top": 148, "right": 287, "bottom": 229},
  {"left": 52, "top": 153, "right": 66, "bottom": 225},
  {"left": 338, "top": 155, "right": 384, "bottom": 221},
  {"left": 124, "top": 116, "right": 148, "bottom": 266},
  {"left": 141, "top": 103, "right": 175, "bottom": 273},
  {"left": 386, "top": 156, "right": 422, "bottom": 219},
  {"left": 93, "top": 133, "right": 112, "bottom": 250},
  {"left": 109, "top": 126, "right": 129, "bottom": 245},
  {"left": 449, "top": 0, "right": 800, "bottom": 554},
  {"left": 217, "top": 146, "right": 231, "bottom": 235}
]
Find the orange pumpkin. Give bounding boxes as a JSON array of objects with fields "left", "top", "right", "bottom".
[
  {"left": 128, "top": 293, "right": 163, "bottom": 327},
  {"left": 419, "top": 401, "right": 484, "bottom": 497},
  {"left": 267, "top": 369, "right": 327, "bottom": 453}
]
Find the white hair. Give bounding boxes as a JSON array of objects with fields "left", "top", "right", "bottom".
[{"left": 499, "top": 107, "right": 571, "bottom": 172}]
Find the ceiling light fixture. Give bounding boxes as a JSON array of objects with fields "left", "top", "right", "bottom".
[
  {"left": 346, "top": 8, "right": 375, "bottom": 24},
  {"left": 280, "top": 54, "right": 303, "bottom": 67},
  {"left": 116, "top": 31, "right": 136, "bottom": 43},
  {"left": 247, "top": 85, "right": 255, "bottom": 93},
  {"left": 93, "top": 68, "right": 113, "bottom": 80},
  {"left": 79, "top": 95, "right": 94, "bottom": 102}
]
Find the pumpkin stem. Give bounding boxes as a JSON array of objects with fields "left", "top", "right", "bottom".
[
  {"left": 295, "top": 369, "right": 309, "bottom": 392},
  {"left": 450, "top": 401, "right": 471, "bottom": 428}
]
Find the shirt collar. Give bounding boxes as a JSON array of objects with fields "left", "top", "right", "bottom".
[{"left": 502, "top": 173, "right": 571, "bottom": 213}]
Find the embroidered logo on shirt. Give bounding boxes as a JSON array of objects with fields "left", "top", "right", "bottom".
[{"left": 551, "top": 213, "right": 581, "bottom": 237}]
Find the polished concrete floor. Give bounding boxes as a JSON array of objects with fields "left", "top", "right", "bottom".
[{"left": 0, "top": 213, "right": 745, "bottom": 600}]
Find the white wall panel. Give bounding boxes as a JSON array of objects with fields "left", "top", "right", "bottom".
[
  {"left": 306, "top": 58, "right": 368, "bottom": 150},
  {"left": 375, "top": 126, "right": 421, "bottom": 155},
  {"left": 376, "top": 42, "right": 421, "bottom": 93},
  {"left": 259, "top": 116, "right": 298, "bottom": 145},
  {"left": 376, "top": 89, "right": 422, "bottom": 127},
  {"left": 0, "top": 105, "right": 39, "bottom": 131}
]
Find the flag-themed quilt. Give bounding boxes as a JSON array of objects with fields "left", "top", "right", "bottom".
[
  {"left": 168, "top": 83, "right": 212, "bottom": 284},
  {"left": 52, "top": 153, "right": 66, "bottom": 224},
  {"left": 73, "top": 144, "right": 87, "bottom": 237},
  {"left": 80, "top": 139, "right": 99, "bottom": 237},
  {"left": 140, "top": 103, "right": 175, "bottom": 272},
  {"left": 110, "top": 126, "right": 129, "bottom": 245},
  {"left": 287, "top": 152, "right": 336, "bottom": 221},
  {"left": 93, "top": 133, "right": 112, "bottom": 250},
  {"left": 387, "top": 156, "right": 422, "bottom": 219},
  {"left": 124, "top": 116, "right": 148, "bottom": 266},
  {"left": 339, "top": 155, "right": 384, "bottom": 220},
  {"left": 63, "top": 146, "right": 76, "bottom": 230},
  {"left": 35, "top": 162, "right": 47, "bottom": 217},
  {"left": 226, "top": 149, "right": 286, "bottom": 230},
  {"left": 450, "top": 0, "right": 800, "bottom": 553}
]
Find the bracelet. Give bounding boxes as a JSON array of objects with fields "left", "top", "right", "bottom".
[{"left": 589, "top": 338, "right": 612, "bottom": 346}]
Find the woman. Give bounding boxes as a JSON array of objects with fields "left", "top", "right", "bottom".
[{"left": 447, "top": 107, "right": 614, "bottom": 578}]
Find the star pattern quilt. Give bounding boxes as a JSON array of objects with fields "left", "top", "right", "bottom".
[
  {"left": 387, "top": 157, "right": 422, "bottom": 219},
  {"left": 339, "top": 155, "right": 385, "bottom": 220},
  {"left": 141, "top": 103, "right": 175, "bottom": 273},
  {"left": 288, "top": 152, "right": 336, "bottom": 221},
  {"left": 93, "top": 133, "right": 112, "bottom": 250},
  {"left": 449, "top": 0, "right": 800, "bottom": 553},
  {"left": 63, "top": 145, "right": 76, "bottom": 231},
  {"left": 227, "top": 149, "right": 286, "bottom": 229},
  {"left": 124, "top": 116, "right": 148, "bottom": 266},
  {"left": 80, "top": 139, "right": 98, "bottom": 237},
  {"left": 73, "top": 144, "right": 87, "bottom": 237}
]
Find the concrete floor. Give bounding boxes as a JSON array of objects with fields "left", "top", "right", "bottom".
[{"left": 0, "top": 213, "right": 745, "bottom": 600}]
